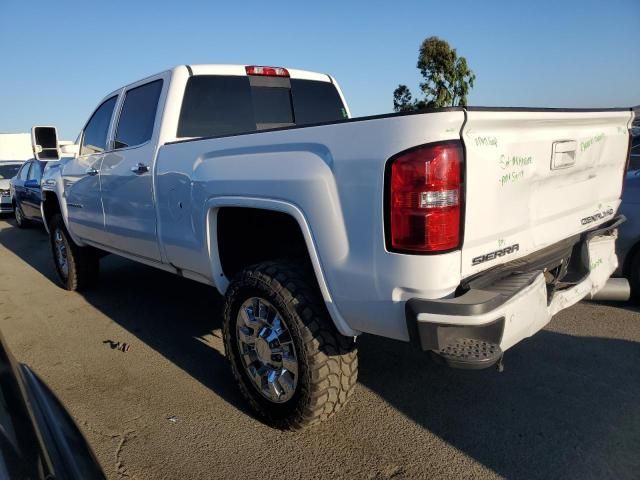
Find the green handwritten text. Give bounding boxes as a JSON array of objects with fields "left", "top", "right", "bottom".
[
  {"left": 475, "top": 136, "right": 498, "bottom": 147},
  {"left": 580, "top": 133, "right": 605, "bottom": 152},
  {"left": 590, "top": 258, "right": 603, "bottom": 270},
  {"left": 500, "top": 154, "right": 533, "bottom": 170},
  {"left": 499, "top": 170, "right": 525, "bottom": 186}
]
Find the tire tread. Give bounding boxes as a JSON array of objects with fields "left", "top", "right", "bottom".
[
  {"left": 222, "top": 260, "right": 358, "bottom": 430},
  {"left": 49, "top": 214, "right": 98, "bottom": 291}
]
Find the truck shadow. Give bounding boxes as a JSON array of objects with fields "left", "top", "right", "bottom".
[
  {"left": 357, "top": 330, "right": 640, "bottom": 479},
  {"left": 1, "top": 222, "right": 639, "bottom": 479},
  {"left": 83, "top": 255, "right": 254, "bottom": 416},
  {"left": 0, "top": 218, "right": 251, "bottom": 417},
  {"left": 590, "top": 299, "right": 640, "bottom": 314}
]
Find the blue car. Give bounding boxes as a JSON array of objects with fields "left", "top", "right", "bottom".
[
  {"left": 631, "top": 128, "right": 640, "bottom": 171},
  {"left": 617, "top": 169, "right": 640, "bottom": 302},
  {"left": 616, "top": 118, "right": 640, "bottom": 301},
  {"left": 9, "top": 159, "right": 48, "bottom": 228}
]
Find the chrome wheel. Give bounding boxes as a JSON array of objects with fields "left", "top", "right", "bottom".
[
  {"left": 53, "top": 228, "right": 69, "bottom": 278},
  {"left": 236, "top": 297, "right": 299, "bottom": 403}
]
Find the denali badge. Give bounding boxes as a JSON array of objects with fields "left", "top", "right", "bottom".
[
  {"left": 472, "top": 244, "right": 520, "bottom": 266},
  {"left": 581, "top": 208, "right": 614, "bottom": 226}
]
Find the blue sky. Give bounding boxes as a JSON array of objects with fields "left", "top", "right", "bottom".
[{"left": 1, "top": 0, "right": 638, "bottom": 139}]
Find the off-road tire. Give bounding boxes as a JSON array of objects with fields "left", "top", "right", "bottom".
[
  {"left": 223, "top": 260, "right": 358, "bottom": 430},
  {"left": 49, "top": 214, "right": 99, "bottom": 291}
]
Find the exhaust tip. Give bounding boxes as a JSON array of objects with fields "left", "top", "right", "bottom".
[{"left": 590, "top": 277, "right": 631, "bottom": 302}]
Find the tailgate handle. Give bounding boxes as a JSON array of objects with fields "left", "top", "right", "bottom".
[{"left": 551, "top": 140, "right": 577, "bottom": 170}]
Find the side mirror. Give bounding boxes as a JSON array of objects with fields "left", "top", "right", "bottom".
[
  {"left": 24, "top": 179, "right": 39, "bottom": 189},
  {"left": 59, "top": 143, "right": 80, "bottom": 156},
  {"left": 31, "top": 126, "right": 60, "bottom": 161}
]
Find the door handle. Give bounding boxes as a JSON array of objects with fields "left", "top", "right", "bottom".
[
  {"left": 131, "top": 163, "right": 149, "bottom": 175},
  {"left": 551, "top": 140, "right": 577, "bottom": 170},
  {"left": 86, "top": 168, "right": 99, "bottom": 176}
]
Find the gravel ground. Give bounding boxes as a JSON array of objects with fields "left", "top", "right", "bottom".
[{"left": 0, "top": 216, "right": 638, "bottom": 480}]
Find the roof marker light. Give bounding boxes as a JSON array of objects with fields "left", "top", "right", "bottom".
[{"left": 245, "top": 65, "right": 290, "bottom": 77}]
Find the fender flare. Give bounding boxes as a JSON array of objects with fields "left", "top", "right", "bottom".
[
  {"left": 40, "top": 188, "right": 87, "bottom": 247},
  {"left": 204, "top": 196, "right": 359, "bottom": 337}
]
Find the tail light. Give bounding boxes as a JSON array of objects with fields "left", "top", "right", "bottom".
[
  {"left": 245, "top": 65, "right": 290, "bottom": 77},
  {"left": 387, "top": 141, "right": 463, "bottom": 253}
]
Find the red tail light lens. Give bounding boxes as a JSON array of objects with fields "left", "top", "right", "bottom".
[
  {"left": 387, "top": 141, "right": 463, "bottom": 253},
  {"left": 245, "top": 65, "right": 290, "bottom": 77}
]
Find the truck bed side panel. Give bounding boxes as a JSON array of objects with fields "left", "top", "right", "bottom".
[{"left": 156, "top": 111, "right": 466, "bottom": 339}]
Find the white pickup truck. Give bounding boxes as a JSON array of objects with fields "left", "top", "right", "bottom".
[{"left": 34, "top": 64, "right": 633, "bottom": 429}]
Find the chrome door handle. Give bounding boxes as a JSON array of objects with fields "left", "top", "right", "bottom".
[
  {"left": 86, "top": 168, "right": 98, "bottom": 176},
  {"left": 131, "top": 163, "right": 149, "bottom": 175},
  {"left": 551, "top": 140, "right": 577, "bottom": 170}
]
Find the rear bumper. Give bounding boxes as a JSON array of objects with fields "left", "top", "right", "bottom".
[{"left": 406, "top": 216, "right": 623, "bottom": 368}]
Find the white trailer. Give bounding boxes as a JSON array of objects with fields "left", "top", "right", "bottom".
[{"left": 0, "top": 133, "right": 33, "bottom": 161}]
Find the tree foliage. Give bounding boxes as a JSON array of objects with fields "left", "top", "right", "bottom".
[{"left": 393, "top": 36, "right": 475, "bottom": 112}]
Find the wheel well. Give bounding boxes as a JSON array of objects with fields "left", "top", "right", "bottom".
[
  {"left": 217, "top": 207, "right": 313, "bottom": 279},
  {"left": 42, "top": 191, "right": 61, "bottom": 226}
]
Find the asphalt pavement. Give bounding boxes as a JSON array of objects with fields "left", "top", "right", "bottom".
[{"left": 0, "top": 217, "right": 638, "bottom": 480}]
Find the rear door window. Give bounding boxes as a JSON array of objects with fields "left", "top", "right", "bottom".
[
  {"left": 177, "top": 75, "right": 346, "bottom": 138},
  {"left": 114, "top": 80, "right": 163, "bottom": 149},
  {"left": 81, "top": 96, "right": 118, "bottom": 155}
]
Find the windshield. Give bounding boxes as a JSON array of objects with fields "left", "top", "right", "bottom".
[{"left": 0, "top": 164, "right": 22, "bottom": 179}]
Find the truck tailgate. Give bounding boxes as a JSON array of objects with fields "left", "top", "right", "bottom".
[{"left": 461, "top": 108, "right": 633, "bottom": 278}]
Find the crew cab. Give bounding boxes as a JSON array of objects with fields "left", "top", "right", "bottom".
[{"left": 33, "top": 65, "right": 634, "bottom": 429}]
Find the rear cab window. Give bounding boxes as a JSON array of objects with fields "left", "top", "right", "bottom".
[
  {"left": 290, "top": 79, "right": 348, "bottom": 125},
  {"left": 177, "top": 73, "right": 348, "bottom": 138},
  {"left": 250, "top": 76, "right": 294, "bottom": 130}
]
